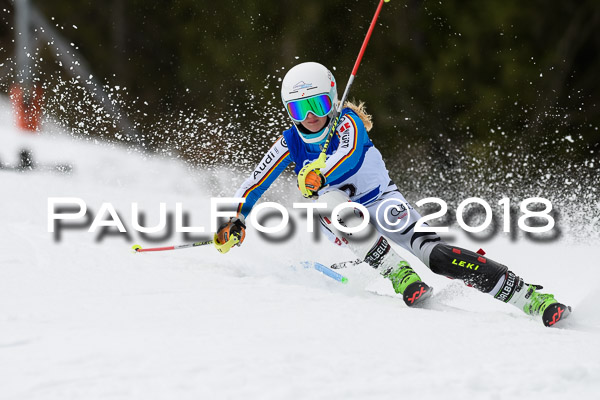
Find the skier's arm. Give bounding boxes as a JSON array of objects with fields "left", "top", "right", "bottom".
[
  {"left": 233, "top": 135, "right": 291, "bottom": 217},
  {"left": 320, "top": 113, "right": 371, "bottom": 185}
]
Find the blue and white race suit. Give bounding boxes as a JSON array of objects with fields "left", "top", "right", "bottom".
[{"left": 233, "top": 108, "right": 440, "bottom": 265}]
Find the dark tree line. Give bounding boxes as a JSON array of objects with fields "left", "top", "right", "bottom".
[{"left": 1, "top": 0, "right": 599, "bottom": 165}]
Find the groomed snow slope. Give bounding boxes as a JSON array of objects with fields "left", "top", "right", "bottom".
[{"left": 1, "top": 97, "right": 599, "bottom": 400}]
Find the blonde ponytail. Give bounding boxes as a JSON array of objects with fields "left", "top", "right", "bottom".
[{"left": 343, "top": 100, "right": 373, "bottom": 132}]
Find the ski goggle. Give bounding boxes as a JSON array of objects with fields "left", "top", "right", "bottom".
[{"left": 285, "top": 94, "right": 333, "bottom": 122}]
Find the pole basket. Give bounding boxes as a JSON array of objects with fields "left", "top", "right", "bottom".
[{"left": 10, "top": 84, "right": 44, "bottom": 132}]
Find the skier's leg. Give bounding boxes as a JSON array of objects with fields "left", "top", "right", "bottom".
[
  {"left": 368, "top": 189, "right": 570, "bottom": 325},
  {"left": 364, "top": 189, "right": 440, "bottom": 267},
  {"left": 428, "top": 243, "right": 570, "bottom": 325},
  {"left": 318, "top": 189, "right": 431, "bottom": 305}
]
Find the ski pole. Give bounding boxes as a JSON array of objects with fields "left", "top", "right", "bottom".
[
  {"left": 297, "top": 0, "right": 390, "bottom": 198},
  {"left": 132, "top": 240, "right": 213, "bottom": 253}
]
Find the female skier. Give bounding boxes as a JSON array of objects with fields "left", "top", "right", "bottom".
[{"left": 214, "top": 62, "right": 570, "bottom": 327}]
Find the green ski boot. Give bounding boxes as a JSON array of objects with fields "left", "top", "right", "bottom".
[
  {"left": 506, "top": 278, "right": 571, "bottom": 327},
  {"left": 387, "top": 262, "right": 432, "bottom": 306},
  {"left": 526, "top": 287, "right": 571, "bottom": 327}
]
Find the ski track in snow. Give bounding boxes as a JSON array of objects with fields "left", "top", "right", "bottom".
[{"left": 1, "top": 97, "right": 600, "bottom": 400}]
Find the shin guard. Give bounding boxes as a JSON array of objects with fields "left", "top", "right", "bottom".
[{"left": 428, "top": 243, "right": 508, "bottom": 293}]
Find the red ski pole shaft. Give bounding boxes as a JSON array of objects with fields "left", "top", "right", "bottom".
[
  {"left": 351, "top": 0, "right": 387, "bottom": 77},
  {"left": 337, "top": 0, "right": 389, "bottom": 110}
]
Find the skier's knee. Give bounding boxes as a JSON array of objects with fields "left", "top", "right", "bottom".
[
  {"left": 428, "top": 243, "right": 508, "bottom": 292},
  {"left": 318, "top": 215, "right": 348, "bottom": 247},
  {"left": 318, "top": 189, "right": 375, "bottom": 243},
  {"left": 318, "top": 191, "right": 384, "bottom": 259}
]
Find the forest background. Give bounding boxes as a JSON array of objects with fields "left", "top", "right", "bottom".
[{"left": 0, "top": 0, "right": 598, "bottom": 190}]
